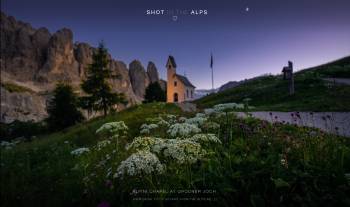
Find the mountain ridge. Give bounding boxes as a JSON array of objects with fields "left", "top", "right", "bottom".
[{"left": 0, "top": 12, "right": 164, "bottom": 123}]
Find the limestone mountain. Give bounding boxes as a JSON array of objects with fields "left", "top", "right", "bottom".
[{"left": 0, "top": 12, "right": 162, "bottom": 123}]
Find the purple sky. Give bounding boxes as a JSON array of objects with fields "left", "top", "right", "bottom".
[{"left": 2, "top": 0, "right": 350, "bottom": 89}]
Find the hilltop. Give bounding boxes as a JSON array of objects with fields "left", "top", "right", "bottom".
[{"left": 195, "top": 56, "right": 350, "bottom": 111}]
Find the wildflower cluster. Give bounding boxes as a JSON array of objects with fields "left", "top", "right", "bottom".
[
  {"left": 185, "top": 116, "right": 208, "bottom": 126},
  {"left": 126, "top": 136, "right": 208, "bottom": 164},
  {"left": 167, "top": 123, "right": 201, "bottom": 137},
  {"left": 71, "top": 147, "right": 90, "bottom": 155},
  {"left": 165, "top": 114, "right": 177, "bottom": 124},
  {"left": 187, "top": 133, "right": 222, "bottom": 144},
  {"left": 96, "top": 121, "right": 128, "bottom": 136},
  {"left": 140, "top": 123, "right": 159, "bottom": 134},
  {"left": 114, "top": 150, "right": 165, "bottom": 178},
  {"left": 162, "top": 139, "right": 204, "bottom": 164},
  {"left": 126, "top": 136, "right": 163, "bottom": 151}
]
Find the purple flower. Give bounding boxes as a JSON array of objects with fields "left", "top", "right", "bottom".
[{"left": 97, "top": 201, "right": 110, "bottom": 207}]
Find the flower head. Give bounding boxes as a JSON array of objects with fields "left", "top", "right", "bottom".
[
  {"left": 187, "top": 133, "right": 221, "bottom": 144},
  {"left": 96, "top": 121, "right": 128, "bottom": 135},
  {"left": 167, "top": 123, "right": 201, "bottom": 138},
  {"left": 71, "top": 147, "right": 90, "bottom": 155},
  {"left": 114, "top": 150, "right": 165, "bottom": 178}
]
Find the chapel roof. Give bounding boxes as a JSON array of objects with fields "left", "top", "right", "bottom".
[{"left": 175, "top": 74, "right": 196, "bottom": 88}]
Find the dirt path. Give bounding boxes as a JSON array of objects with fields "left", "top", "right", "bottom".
[
  {"left": 323, "top": 78, "right": 350, "bottom": 85},
  {"left": 235, "top": 111, "right": 350, "bottom": 137}
]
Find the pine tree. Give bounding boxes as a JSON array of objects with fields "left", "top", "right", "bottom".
[
  {"left": 46, "top": 83, "right": 84, "bottom": 131},
  {"left": 80, "top": 42, "right": 127, "bottom": 116},
  {"left": 144, "top": 82, "right": 166, "bottom": 103}
]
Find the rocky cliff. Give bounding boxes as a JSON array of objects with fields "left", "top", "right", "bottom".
[{"left": 0, "top": 12, "right": 163, "bottom": 123}]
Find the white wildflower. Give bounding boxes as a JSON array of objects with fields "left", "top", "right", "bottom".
[
  {"left": 96, "top": 140, "right": 111, "bottom": 150},
  {"left": 114, "top": 150, "right": 165, "bottom": 178},
  {"left": 195, "top": 113, "right": 206, "bottom": 118},
  {"left": 96, "top": 121, "right": 128, "bottom": 134},
  {"left": 167, "top": 123, "right": 201, "bottom": 138},
  {"left": 163, "top": 139, "right": 204, "bottom": 164},
  {"left": 71, "top": 147, "right": 90, "bottom": 155},
  {"left": 185, "top": 117, "right": 207, "bottom": 126},
  {"left": 126, "top": 136, "right": 164, "bottom": 151},
  {"left": 140, "top": 123, "right": 158, "bottom": 135},
  {"left": 187, "top": 133, "right": 221, "bottom": 144},
  {"left": 166, "top": 114, "right": 177, "bottom": 124},
  {"left": 126, "top": 137, "right": 209, "bottom": 164},
  {"left": 204, "top": 108, "right": 215, "bottom": 115},
  {"left": 157, "top": 118, "right": 169, "bottom": 127}
]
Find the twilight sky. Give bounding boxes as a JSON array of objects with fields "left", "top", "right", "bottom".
[{"left": 2, "top": 0, "right": 350, "bottom": 89}]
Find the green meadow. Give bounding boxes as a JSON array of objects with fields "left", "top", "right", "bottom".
[{"left": 1, "top": 103, "right": 350, "bottom": 207}]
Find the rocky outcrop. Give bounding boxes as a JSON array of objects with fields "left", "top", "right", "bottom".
[
  {"left": 146, "top": 61, "right": 159, "bottom": 83},
  {"left": 159, "top": 79, "right": 167, "bottom": 91},
  {"left": 0, "top": 12, "right": 161, "bottom": 123},
  {"left": 36, "top": 28, "right": 80, "bottom": 85},
  {"left": 129, "top": 60, "right": 150, "bottom": 98},
  {"left": 0, "top": 87, "right": 47, "bottom": 123},
  {"left": 74, "top": 42, "right": 94, "bottom": 77}
]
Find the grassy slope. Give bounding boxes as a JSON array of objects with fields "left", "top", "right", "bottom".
[
  {"left": 0, "top": 103, "right": 184, "bottom": 206},
  {"left": 2, "top": 102, "right": 350, "bottom": 207},
  {"left": 195, "top": 56, "right": 350, "bottom": 111}
]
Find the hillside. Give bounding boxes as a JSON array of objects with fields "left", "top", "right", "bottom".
[
  {"left": 2, "top": 102, "right": 350, "bottom": 207},
  {"left": 195, "top": 56, "right": 350, "bottom": 111}
]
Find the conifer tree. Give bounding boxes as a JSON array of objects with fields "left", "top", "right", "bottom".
[
  {"left": 47, "top": 83, "right": 84, "bottom": 131},
  {"left": 80, "top": 42, "right": 127, "bottom": 116}
]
